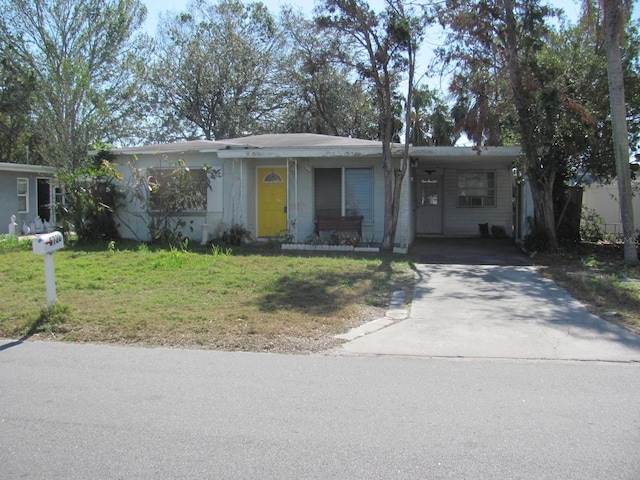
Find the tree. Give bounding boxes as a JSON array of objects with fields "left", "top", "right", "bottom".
[
  {"left": 148, "top": 0, "right": 283, "bottom": 142},
  {"left": 56, "top": 149, "right": 124, "bottom": 243},
  {"left": 602, "top": 0, "right": 638, "bottom": 265},
  {"left": 277, "top": 8, "right": 379, "bottom": 139},
  {"left": 317, "top": 0, "right": 429, "bottom": 250},
  {"left": 0, "top": 0, "right": 149, "bottom": 171},
  {"left": 0, "top": 43, "right": 39, "bottom": 164},
  {"left": 410, "top": 86, "right": 458, "bottom": 146},
  {"left": 440, "top": 0, "right": 603, "bottom": 250}
]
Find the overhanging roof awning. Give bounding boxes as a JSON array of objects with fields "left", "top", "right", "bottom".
[{"left": 411, "top": 146, "right": 521, "bottom": 167}]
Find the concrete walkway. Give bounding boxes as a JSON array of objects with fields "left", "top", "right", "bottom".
[{"left": 340, "top": 239, "right": 640, "bottom": 362}]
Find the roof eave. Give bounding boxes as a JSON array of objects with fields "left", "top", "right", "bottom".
[
  {"left": 0, "top": 163, "right": 57, "bottom": 175},
  {"left": 216, "top": 146, "right": 390, "bottom": 158}
]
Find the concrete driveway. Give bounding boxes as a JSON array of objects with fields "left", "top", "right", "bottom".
[{"left": 340, "top": 239, "right": 640, "bottom": 361}]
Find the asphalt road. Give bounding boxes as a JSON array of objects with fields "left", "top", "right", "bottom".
[{"left": 1, "top": 341, "right": 639, "bottom": 479}]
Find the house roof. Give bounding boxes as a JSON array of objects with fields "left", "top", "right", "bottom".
[
  {"left": 219, "top": 133, "right": 384, "bottom": 149},
  {"left": 112, "top": 134, "right": 394, "bottom": 159},
  {"left": 215, "top": 134, "right": 395, "bottom": 158},
  {"left": 111, "top": 135, "right": 521, "bottom": 162},
  {"left": 111, "top": 140, "right": 219, "bottom": 155},
  {"left": 111, "top": 134, "right": 384, "bottom": 155},
  {"left": 0, "top": 162, "right": 56, "bottom": 175}
]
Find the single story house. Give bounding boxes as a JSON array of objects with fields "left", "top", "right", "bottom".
[
  {"left": 1, "top": 162, "right": 58, "bottom": 235},
  {"left": 111, "top": 134, "right": 522, "bottom": 250}
]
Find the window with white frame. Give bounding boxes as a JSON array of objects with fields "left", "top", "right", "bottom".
[
  {"left": 17, "top": 178, "right": 28, "bottom": 213},
  {"left": 314, "top": 167, "right": 373, "bottom": 221},
  {"left": 457, "top": 171, "right": 495, "bottom": 207}
]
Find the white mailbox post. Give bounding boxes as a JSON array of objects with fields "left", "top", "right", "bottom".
[{"left": 32, "top": 232, "right": 64, "bottom": 307}]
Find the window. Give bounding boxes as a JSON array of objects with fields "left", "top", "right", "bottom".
[
  {"left": 314, "top": 167, "right": 373, "bottom": 221},
  {"left": 457, "top": 171, "right": 495, "bottom": 207},
  {"left": 420, "top": 178, "right": 440, "bottom": 206},
  {"left": 148, "top": 167, "right": 208, "bottom": 212},
  {"left": 263, "top": 172, "right": 283, "bottom": 183},
  {"left": 17, "top": 178, "right": 28, "bottom": 213}
]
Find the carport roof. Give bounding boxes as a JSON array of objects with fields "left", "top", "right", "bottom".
[{"left": 411, "top": 146, "right": 521, "bottom": 167}]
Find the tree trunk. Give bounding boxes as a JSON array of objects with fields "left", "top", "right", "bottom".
[
  {"left": 603, "top": 0, "right": 638, "bottom": 265},
  {"left": 503, "top": 0, "right": 558, "bottom": 250},
  {"left": 381, "top": 139, "right": 395, "bottom": 250},
  {"left": 527, "top": 165, "right": 558, "bottom": 249}
]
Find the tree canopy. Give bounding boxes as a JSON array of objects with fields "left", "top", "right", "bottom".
[
  {"left": 438, "top": 0, "right": 640, "bottom": 250},
  {"left": 0, "top": 0, "right": 148, "bottom": 170},
  {"left": 147, "top": 0, "right": 284, "bottom": 141}
]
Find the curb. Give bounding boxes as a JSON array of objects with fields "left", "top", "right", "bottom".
[{"left": 334, "top": 290, "right": 408, "bottom": 341}]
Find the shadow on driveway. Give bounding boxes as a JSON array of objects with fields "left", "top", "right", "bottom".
[{"left": 341, "top": 238, "right": 640, "bottom": 361}]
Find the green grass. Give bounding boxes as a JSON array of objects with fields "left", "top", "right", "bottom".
[{"left": 0, "top": 237, "right": 414, "bottom": 352}]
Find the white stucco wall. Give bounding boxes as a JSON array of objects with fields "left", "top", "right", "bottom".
[{"left": 114, "top": 151, "right": 226, "bottom": 242}]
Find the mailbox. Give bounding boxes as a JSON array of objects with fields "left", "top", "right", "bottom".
[{"left": 32, "top": 231, "right": 64, "bottom": 255}]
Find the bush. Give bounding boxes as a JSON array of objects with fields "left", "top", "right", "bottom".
[
  {"left": 580, "top": 207, "right": 605, "bottom": 242},
  {"left": 222, "top": 224, "right": 252, "bottom": 246}
]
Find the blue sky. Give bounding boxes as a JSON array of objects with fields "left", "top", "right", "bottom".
[{"left": 143, "top": 0, "right": 584, "bottom": 34}]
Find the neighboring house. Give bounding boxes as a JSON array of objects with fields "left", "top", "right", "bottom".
[
  {"left": 1, "top": 162, "right": 58, "bottom": 234},
  {"left": 582, "top": 179, "right": 640, "bottom": 236},
  {"left": 111, "top": 134, "right": 521, "bottom": 250}
]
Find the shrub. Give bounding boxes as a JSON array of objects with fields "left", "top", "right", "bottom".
[
  {"left": 580, "top": 207, "right": 605, "bottom": 242},
  {"left": 222, "top": 224, "right": 252, "bottom": 246}
]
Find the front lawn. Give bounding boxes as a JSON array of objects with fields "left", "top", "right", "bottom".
[{"left": 0, "top": 238, "right": 415, "bottom": 353}]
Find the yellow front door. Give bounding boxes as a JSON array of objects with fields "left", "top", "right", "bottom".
[{"left": 257, "top": 167, "right": 287, "bottom": 237}]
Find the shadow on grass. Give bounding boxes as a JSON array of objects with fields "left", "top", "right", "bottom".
[
  {"left": 0, "top": 304, "right": 69, "bottom": 353},
  {"left": 257, "top": 257, "right": 410, "bottom": 316}
]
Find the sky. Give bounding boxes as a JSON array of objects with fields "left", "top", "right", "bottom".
[{"left": 143, "top": 0, "right": 583, "bottom": 33}]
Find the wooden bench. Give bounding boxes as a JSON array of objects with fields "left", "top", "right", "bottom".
[{"left": 315, "top": 215, "right": 363, "bottom": 238}]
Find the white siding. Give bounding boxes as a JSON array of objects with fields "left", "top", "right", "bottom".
[
  {"left": 412, "top": 163, "right": 514, "bottom": 238},
  {"left": 442, "top": 168, "right": 513, "bottom": 236}
]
